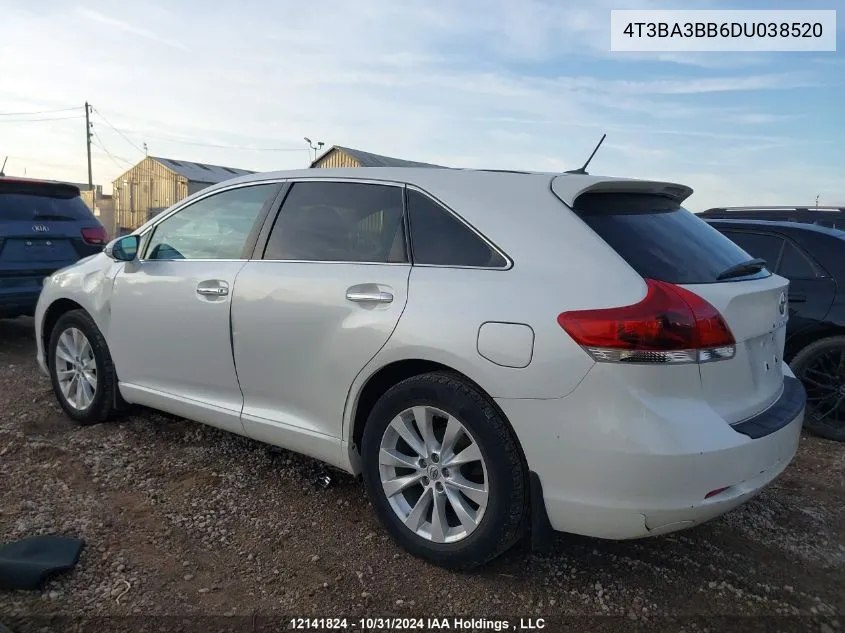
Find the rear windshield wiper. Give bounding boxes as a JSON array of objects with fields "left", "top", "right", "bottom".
[{"left": 717, "top": 258, "right": 768, "bottom": 281}]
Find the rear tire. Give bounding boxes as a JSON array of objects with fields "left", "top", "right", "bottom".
[
  {"left": 361, "top": 371, "right": 527, "bottom": 569},
  {"left": 790, "top": 335, "right": 845, "bottom": 442},
  {"left": 48, "top": 309, "right": 122, "bottom": 426}
]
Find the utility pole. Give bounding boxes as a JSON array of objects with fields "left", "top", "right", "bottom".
[{"left": 85, "top": 101, "right": 93, "bottom": 190}]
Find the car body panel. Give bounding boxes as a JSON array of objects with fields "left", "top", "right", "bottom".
[
  {"left": 498, "top": 361, "right": 803, "bottom": 538},
  {"left": 108, "top": 259, "right": 249, "bottom": 435},
  {"left": 34, "top": 168, "right": 804, "bottom": 545},
  {"left": 684, "top": 275, "right": 790, "bottom": 423},
  {"left": 1, "top": 180, "right": 105, "bottom": 317},
  {"left": 231, "top": 260, "right": 412, "bottom": 466},
  {"left": 34, "top": 252, "right": 123, "bottom": 376},
  {"left": 707, "top": 219, "right": 844, "bottom": 360}
]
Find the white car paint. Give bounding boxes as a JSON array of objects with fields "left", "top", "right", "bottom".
[{"left": 34, "top": 166, "right": 804, "bottom": 541}]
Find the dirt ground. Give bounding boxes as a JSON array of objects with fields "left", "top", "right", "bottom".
[{"left": 1, "top": 316, "right": 843, "bottom": 633}]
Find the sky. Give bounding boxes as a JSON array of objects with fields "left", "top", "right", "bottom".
[{"left": 0, "top": 0, "right": 843, "bottom": 211}]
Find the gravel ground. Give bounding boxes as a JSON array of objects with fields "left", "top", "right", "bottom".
[{"left": 1, "top": 316, "right": 843, "bottom": 632}]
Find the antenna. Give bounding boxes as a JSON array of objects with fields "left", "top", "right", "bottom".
[
  {"left": 564, "top": 133, "right": 606, "bottom": 175},
  {"left": 0, "top": 156, "right": 7, "bottom": 177}
]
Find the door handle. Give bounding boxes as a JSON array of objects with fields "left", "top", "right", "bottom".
[
  {"left": 196, "top": 281, "right": 229, "bottom": 297},
  {"left": 346, "top": 284, "right": 394, "bottom": 304},
  {"left": 197, "top": 286, "right": 228, "bottom": 297},
  {"left": 788, "top": 293, "right": 806, "bottom": 303}
]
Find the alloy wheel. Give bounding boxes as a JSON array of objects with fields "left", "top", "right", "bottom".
[
  {"left": 378, "top": 405, "right": 489, "bottom": 544},
  {"left": 799, "top": 346, "right": 845, "bottom": 429},
  {"left": 54, "top": 327, "right": 98, "bottom": 410}
]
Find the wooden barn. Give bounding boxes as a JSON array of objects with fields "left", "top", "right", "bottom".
[
  {"left": 112, "top": 156, "right": 254, "bottom": 233},
  {"left": 310, "top": 146, "right": 442, "bottom": 169}
]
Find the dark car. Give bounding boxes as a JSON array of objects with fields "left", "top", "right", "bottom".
[
  {"left": 700, "top": 205, "right": 845, "bottom": 229},
  {"left": 0, "top": 177, "right": 108, "bottom": 319},
  {"left": 707, "top": 219, "right": 845, "bottom": 441}
]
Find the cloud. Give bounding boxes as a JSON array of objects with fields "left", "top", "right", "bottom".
[
  {"left": 725, "top": 113, "right": 803, "bottom": 125},
  {"left": 0, "top": 0, "right": 840, "bottom": 210},
  {"left": 574, "top": 73, "right": 819, "bottom": 95},
  {"left": 75, "top": 7, "right": 190, "bottom": 51}
]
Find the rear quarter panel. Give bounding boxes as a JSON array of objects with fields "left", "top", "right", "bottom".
[{"left": 346, "top": 179, "right": 651, "bottom": 416}]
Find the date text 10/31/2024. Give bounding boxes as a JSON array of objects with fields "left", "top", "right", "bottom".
[{"left": 289, "top": 617, "right": 547, "bottom": 630}]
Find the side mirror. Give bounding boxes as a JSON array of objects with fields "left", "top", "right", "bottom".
[{"left": 105, "top": 235, "right": 140, "bottom": 262}]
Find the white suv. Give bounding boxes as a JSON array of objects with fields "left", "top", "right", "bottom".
[{"left": 34, "top": 168, "right": 805, "bottom": 569}]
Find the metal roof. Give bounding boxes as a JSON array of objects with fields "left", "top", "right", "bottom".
[
  {"left": 311, "top": 146, "right": 444, "bottom": 168},
  {"left": 151, "top": 156, "right": 255, "bottom": 184}
]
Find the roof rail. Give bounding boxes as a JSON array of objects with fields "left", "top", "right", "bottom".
[{"left": 704, "top": 206, "right": 845, "bottom": 212}]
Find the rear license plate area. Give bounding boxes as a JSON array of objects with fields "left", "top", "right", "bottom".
[{"left": 748, "top": 325, "right": 785, "bottom": 385}]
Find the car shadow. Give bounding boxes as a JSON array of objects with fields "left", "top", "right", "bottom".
[{"left": 0, "top": 316, "right": 35, "bottom": 348}]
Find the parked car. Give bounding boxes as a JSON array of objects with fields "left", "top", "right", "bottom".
[
  {"left": 1, "top": 177, "right": 108, "bottom": 319},
  {"left": 33, "top": 168, "right": 805, "bottom": 569},
  {"left": 699, "top": 205, "right": 845, "bottom": 229},
  {"left": 707, "top": 218, "right": 845, "bottom": 442}
]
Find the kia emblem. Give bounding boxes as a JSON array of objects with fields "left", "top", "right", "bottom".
[
  {"left": 32, "top": 224, "right": 49, "bottom": 232},
  {"left": 778, "top": 292, "right": 787, "bottom": 316}
]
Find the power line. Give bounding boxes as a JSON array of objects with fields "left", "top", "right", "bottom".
[
  {"left": 0, "top": 106, "right": 82, "bottom": 117},
  {"left": 91, "top": 106, "right": 308, "bottom": 153},
  {"left": 90, "top": 107, "right": 146, "bottom": 154},
  {"left": 92, "top": 142, "right": 131, "bottom": 172},
  {"left": 0, "top": 115, "right": 85, "bottom": 123},
  {"left": 140, "top": 133, "right": 310, "bottom": 152},
  {"left": 91, "top": 129, "right": 133, "bottom": 169}
]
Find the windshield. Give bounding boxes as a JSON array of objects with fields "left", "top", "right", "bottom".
[{"left": 0, "top": 191, "right": 94, "bottom": 222}]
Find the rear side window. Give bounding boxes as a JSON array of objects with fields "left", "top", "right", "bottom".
[
  {"left": 573, "top": 193, "right": 769, "bottom": 284},
  {"left": 778, "top": 242, "right": 817, "bottom": 279},
  {"left": 406, "top": 189, "right": 507, "bottom": 268},
  {"left": 264, "top": 181, "right": 406, "bottom": 263},
  {"left": 0, "top": 183, "right": 93, "bottom": 222},
  {"left": 719, "top": 231, "right": 785, "bottom": 269}
]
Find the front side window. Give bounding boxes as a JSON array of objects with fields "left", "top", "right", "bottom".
[
  {"left": 406, "top": 189, "right": 507, "bottom": 268},
  {"left": 263, "top": 181, "right": 406, "bottom": 263},
  {"left": 146, "top": 184, "right": 276, "bottom": 260}
]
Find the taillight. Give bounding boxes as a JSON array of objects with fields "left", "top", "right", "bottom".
[
  {"left": 557, "top": 279, "right": 735, "bottom": 364},
  {"left": 80, "top": 226, "right": 107, "bottom": 246}
]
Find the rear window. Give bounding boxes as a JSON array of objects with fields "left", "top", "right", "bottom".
[
  {"left": 573, "top": 193, "right": 771, "bottom": 284},
  {"left": 0, "top": 182, "right": 93, "bottom": 222}
]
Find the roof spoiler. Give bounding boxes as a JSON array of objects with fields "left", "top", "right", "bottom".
[
  {"left": 0, "top": 177, "right": 81, "bottom": 196},
  {"left": 551, "top": 176, "right": 694, "bottom": 207}
]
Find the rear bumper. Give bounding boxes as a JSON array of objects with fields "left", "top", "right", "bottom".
[{"left": 498, "top": 365, "right": 805, "bottom": 540}]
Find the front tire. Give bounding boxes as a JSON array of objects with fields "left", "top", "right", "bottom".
[
  {"left": 790, "top": 335, "right": 845, "bottom": 442},
  {"left": 48, "top": 309, "right": 121, "bottom": 425},
  {"left": 361, "top": 371, "right": 527, "bottom": 569}
]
